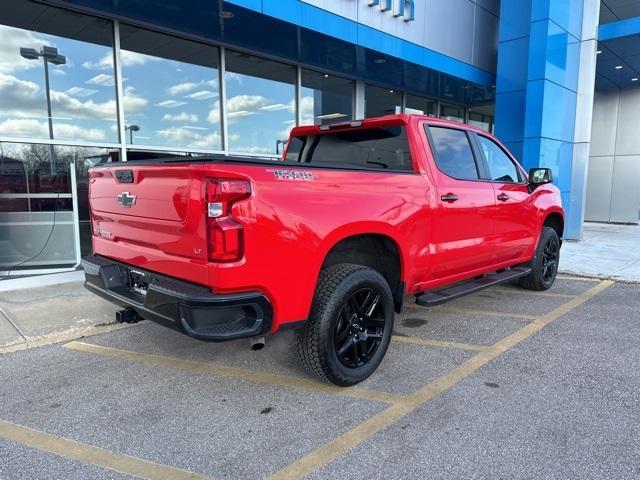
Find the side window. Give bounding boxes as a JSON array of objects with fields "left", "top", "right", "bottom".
[
  {"left": 427, "top": 126, "right": 479, "bottom": 180},
  {"left": 477, "top": 135, "right": 521, "bottom": 183},
  {"left": 284, "top": 136, "right": 304, "bottom": 162}
]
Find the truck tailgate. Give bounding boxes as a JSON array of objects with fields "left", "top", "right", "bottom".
[{"left": 89, "top": 163, "right": 209, "bottom": 285}]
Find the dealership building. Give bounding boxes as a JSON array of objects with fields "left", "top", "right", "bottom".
[{"left": 0, "top": 0, "right": 639, "bottom": 280}]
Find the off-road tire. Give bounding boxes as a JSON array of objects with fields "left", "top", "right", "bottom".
[
  {"left": 519, "top": 226, "right": 560, "bottom": 291},
  {"left": 295, "top": 263, "right": 394, "bottom": 386}
]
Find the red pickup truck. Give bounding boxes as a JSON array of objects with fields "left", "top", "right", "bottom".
[{"left": 82, "top": 114, "right": 563, "bottom": 386}]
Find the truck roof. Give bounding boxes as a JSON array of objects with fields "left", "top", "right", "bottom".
[{"left": 290, "top": 113, "right": 491, "bottom": 137}]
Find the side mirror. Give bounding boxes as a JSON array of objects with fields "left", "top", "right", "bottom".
[{"left": 528, "top": 168, "right": 553, "bottom": 186}]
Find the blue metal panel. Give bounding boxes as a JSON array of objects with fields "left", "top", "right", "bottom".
[
  {"left": 495, "top": 0, "right": 598, "bottom": 239},
  {"left": 498, "top": 0, "right": 532, "bottom": 42},
  {"left": 599, "top": 15, "right": 640, "bottom": 41},
  {"left": 524, "top": 79, "right": 577, "bottom": 143},
  {"left": 495, "top": 90, "right": 527, "bottom": 143},
  {"left": 523, "top": 138, "right": 574, "bottom": 188},
  {"left": 527, "top": 20, "right": 580, "bottom": 93},
  {"left": 496, "top": 36, "right": 530, "bottom": 93},
  {"left": 531, "top": 0, "right": 583, "bottom": 40}
]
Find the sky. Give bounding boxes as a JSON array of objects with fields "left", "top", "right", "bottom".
[{"left": 0, "top": 23, "right": 347, "bottom": 156}]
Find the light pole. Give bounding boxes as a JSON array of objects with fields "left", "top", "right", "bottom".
[
  {"left": 124, "top": 124, "right": 140, "bottom": 144},
  {"left": 20, "top": 46, "right": 66, "bottom": 175}
]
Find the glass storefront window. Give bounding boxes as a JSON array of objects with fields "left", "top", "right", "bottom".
[
  {"left": 0, "top": 142, "right": 112, "bottom": 273},
  {"left": 365, "top": 85, "right": 403, "bottom": 117},
  {"left": 468, "top": 105, "right": 494, "bottom": 133},
  {"left": 225, "top": 50, "right": 296, "bottom": 155},
  {"left": 119, "top": 25, "right": 221, "bottom": 151},
  {"left": 405, "top": 94, "right": 437, "bottom": 116},
  {"left": 439, "top": 103, "right": 465, "bottom": 123},
  {"left": 300, "top": 70, "right": 354, "bottom": 125},
  {"left": 0, "top": 1, "right": 118, "bottom": 144}
]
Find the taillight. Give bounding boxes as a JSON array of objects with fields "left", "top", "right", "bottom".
[{"left": 206, "top": 179, "right": 251, "bottom": 262}]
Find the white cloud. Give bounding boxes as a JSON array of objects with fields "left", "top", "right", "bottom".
[
  {"left": 208, "top": 95, "right": 271, "bottom": 124},
  {"left": 225, "top": 72, "right": 243, "bottom": 84},
  {"left": 260, "top": 103, "right": 289, "bottom": 112},
  {"left": 156, "top": 126, "right": 222, "bottom": 149},
  {"left": 83, "top": 50, "right": 152, "bottom": 70},
  {"left": 155, "top": 99, "right": 188, "bottom": 108},
  {"left": 239, "top": 146, "right": 273, "bottom": 154},
  {"left": 185, "top": 90, "right": 217, "bottom": 100},
  {"left": 122, "top": 86, "right": 148, "bottom": 114},
  {"left": 0, "top": 25, "right": 49, "bottom": 74},
  {"left": 167, "top": 82, "right": 199, "bottom": 96},
  {"left": 86, "top": 74, "right": 114, "bottom": 86},
  {"left": 0, "top": 118, "right": 106, "bottom": 141},
  {"left": 162, "top": 112, "right": 199, "bottom": 122},
  {"left": 121, "top": 51, "right": 154, "bottom": 67},
  {"left": 66, "top": 87, "right": 98, "bottom": 98},
  {"left": 227, "top": 95, "right": 269, "bottom": 113},
  {"left": 0, "top": 73, "right": 146, "bottom": 122}
]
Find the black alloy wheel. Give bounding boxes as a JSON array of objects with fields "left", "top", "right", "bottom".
[
  {"left": 333, "top": 288, "right": 386, "bottom": 369},
  {"left": 519, "top": 226, "right": 561, "bottom": 291},
  {"left": 542, "top": 235, "right": 560, "bottom": 283},
  {"left": 295, "top": 263, "right": 395, "bottom": 386}
]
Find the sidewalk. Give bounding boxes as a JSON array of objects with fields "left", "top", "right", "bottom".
[
  {"left": 0, "top": 280, "right": 123, "bottom": 352},
  {"left": 560, "top": 222, "right": 640, "bottom": 282}
]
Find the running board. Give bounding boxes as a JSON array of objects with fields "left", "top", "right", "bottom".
[{"left": 415, "top": 266, "right": 532, "bottom": 307}]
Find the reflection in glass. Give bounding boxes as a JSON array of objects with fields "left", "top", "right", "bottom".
[
  {"left": 365, "top": 85, "right": 402, "bottom": 118},
  {"left": 225, "top": 50, "right": 296, "bottom": 155},
  {"left": 119, "top": 25, "right": 222, "bottom": 151},
  {"left": 0, "top": 1, "right": 117, "bottom": 143},
  {"left": 468, "top": 105, "right": 494, "bottom": 132},
  {"left": 300, "top": 70, "right": 354, "bottom": 125},
  {"left": 405, "top": 94, "right": 437, "bottom": 116},
  {"left": 439, "top": 103, "right": 465, "bottom": 123},
  {"left": 0, "top": 142, "right": 112, "bottom": 274}
]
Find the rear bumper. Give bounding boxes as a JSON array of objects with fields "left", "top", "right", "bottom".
[{"left": 82, "top": 254, "right": 272, "bottom": 342}]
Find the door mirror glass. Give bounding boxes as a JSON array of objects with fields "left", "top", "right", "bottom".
[{"left": 528, "top": 168, "right": 553, "bottom": 185}]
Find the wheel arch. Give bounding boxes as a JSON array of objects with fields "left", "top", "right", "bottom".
[
  {"left": 543, "top": 211, "right": 564, "bottom": 241},
  {"left": 318, "top": 226, "right": 406, "bottom": 313}
]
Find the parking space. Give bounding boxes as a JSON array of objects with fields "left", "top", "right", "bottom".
[{"left": 2, "top": 277, "right": 638, "bottom": 479}]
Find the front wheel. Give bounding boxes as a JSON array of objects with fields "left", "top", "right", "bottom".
[
  {"left": 295, "top": 263, "right": 394, "bottom": 386},
  {"left": 519, "top": 226, "right": 561, "bottom": 291}
]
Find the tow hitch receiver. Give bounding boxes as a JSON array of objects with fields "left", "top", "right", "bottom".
[{"left": 116, "top": 308, "right": 142, "bottom": 324}]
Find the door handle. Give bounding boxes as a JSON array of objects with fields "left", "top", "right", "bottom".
[
  {"left": 497, "top": 193, "right": 510, "bottom": 201},
  {"left": 440, "top": 193, "right": 459, "bottom": 203}
]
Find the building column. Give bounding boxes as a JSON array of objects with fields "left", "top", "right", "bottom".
[{"left": 494, "top": 0, "right": 601, "bottom": 240}]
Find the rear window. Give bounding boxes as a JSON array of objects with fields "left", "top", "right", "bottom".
[{"left": 287, "top": 126, "right": 413, "bottom": 171}]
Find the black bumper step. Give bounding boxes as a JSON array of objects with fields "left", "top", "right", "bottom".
[
  {"left": 415, "top": 266, "right": 532, "bottom": 307},
  {"left": 81, "top": 254, "right": 272, "bottom": 342}
]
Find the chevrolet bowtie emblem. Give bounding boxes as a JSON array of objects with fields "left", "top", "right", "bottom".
[{"left": 117, "top": 192, "right": 136, "bottom": 208}]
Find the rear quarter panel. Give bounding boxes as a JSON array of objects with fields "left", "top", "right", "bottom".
[{"left": 207, "top": 162, "right": 431, "bottom": 330}]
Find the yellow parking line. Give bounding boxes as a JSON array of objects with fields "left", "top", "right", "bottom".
[
  {"left": 392, "top": 335, "right": 487, "bottom": 352},
  {"left": 0, "top": 322, "right": 143, "bottom": 355},
  {"left": 0, "top": 419, "right": 212, "bottom": 480},
  {"left": 269, "top": 280, "right": 613, "bottom": 480},
  {"left": 490, "top": 287, "right": 575, "bottom": 298},
  {"left": 428, "top": 306, "right": 537, "bottom": 321},
  {"left": 556, "top": 274, "right": 600, "bottom": 282},
  {"left": 64, "top": 341, "right": 402, "bottom": 405}
]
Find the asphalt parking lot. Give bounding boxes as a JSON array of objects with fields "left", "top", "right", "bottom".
[{"left": 1, "top": 276, "right": 639, "bottom": 480}]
